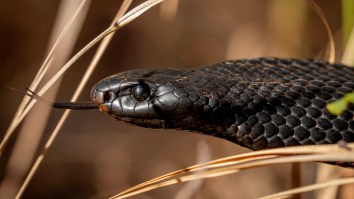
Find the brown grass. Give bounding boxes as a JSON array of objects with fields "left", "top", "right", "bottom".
[{"left": 0, "top": 1, "right": 352, "bottom": 199}]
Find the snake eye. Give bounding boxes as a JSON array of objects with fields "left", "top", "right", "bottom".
[{"left": 132, "top": 83, "right": 150, "bottom": 102}]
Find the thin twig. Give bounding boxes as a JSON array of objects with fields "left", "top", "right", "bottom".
[
  {"left": 111, "top": 144, "right": 354, "bottom": 199},
  {"left": 15, "top": 0, "right": 166, "bottom": 198},
  {"left": 259, "top": 177, "right": 354, "bottom": 199},
  {"left": 0, "top": 0, "right": 89, "bottom": 156}
]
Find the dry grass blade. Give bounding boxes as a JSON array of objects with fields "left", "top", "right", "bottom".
[
  {"left": 0, "top": 0, "right": 89, "bottom": 156},
  {"left": 14, "top": 1, "right": 134, "bottom": 198},
  {"left": 307, "top": 0, "right": 335, "bottom": 63},
  {"left": 0, "top": 1, "right": 91, "bottom": 199},
  {"left": 114, "top": 155, "right": 353, "bottom": 199},
  {"left": 115, "top": 144, "right": 334, "bottom": 197},
  {"left": 14, "top": 0, "right": 166, "bottom": 128},
  {"left": 113, "top": 155, "right": 278, "bottom": 198},
  {"left": 259, "top": 177, "right": 354, "bottom": 199},
  {"left": 14, "top": 0, "right": 166, "bottom": 198},
  {"left": 110, "top": 169, "right": 239, "bottom": 199},
  {"left": 115, "top": 0, "right": 165, "bottom": 27},
  {"left": 175, "top": 141, "right": 211, "bottom": 199},
  {"left": 111, "top": 144, "right": 354, "bottom": 199}
]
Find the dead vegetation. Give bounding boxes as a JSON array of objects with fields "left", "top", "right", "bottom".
[{"left": 0, "top": 1, "right": 353, "bottom": 199}]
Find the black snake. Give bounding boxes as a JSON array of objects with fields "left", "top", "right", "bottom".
[{"left": 49, "top": 58, "right": 354, "bottom": 163}]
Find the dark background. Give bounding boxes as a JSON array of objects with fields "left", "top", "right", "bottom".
[{"left": 0, "top": 0, "right": 349, "bottom": 198}]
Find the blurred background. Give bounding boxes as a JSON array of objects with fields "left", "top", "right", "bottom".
[{"left": 0, "top": 0, "right": 351, "bottom": 198}]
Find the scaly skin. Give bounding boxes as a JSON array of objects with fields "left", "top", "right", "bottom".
[{"left": 90, "top": 58, "right": 354, "bottom": 154}]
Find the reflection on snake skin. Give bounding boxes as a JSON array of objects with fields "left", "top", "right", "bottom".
[{"left": 91, "top": 58, "right": 354, "bottom": 152}]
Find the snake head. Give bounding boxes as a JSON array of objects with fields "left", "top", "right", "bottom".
[{"left": 90, "top": 69, "right": 199, "bottom": 128}]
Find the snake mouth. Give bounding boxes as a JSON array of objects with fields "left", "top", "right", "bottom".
[
  {"left": 100, "top": 109, "right": 169, "bottom": 128},
  {"left": 95, "top": 97, "right": 176, "bottom": 129},
  {"left": 117, "top": 116, "right": 168, "bottom": 128}
]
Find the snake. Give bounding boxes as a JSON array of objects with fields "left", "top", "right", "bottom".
[{"left": 47, "top": 57, "right": 354, "bottom": 164}]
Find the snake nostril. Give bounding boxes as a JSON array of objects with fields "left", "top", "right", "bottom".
[{"left": 103, "top": 92, "right": 111, "bottom": 103}]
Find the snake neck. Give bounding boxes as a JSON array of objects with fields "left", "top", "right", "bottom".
[{"left": 91, "top": 58, "right": 354, "bottom": 151}]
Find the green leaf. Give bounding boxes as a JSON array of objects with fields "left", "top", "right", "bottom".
[
  {"left": 344, "top": 92, "right": 354, "bottom": 103},
  {"left": 327, "top": 99, "right": 348, "bottom": 115}
]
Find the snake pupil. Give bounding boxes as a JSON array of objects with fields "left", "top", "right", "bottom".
[{"left": 132, "top": 83, "right": 150, "bottom": 102}]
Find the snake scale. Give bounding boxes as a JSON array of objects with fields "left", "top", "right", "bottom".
[{"left": 88, "top": 57, "right": 354, "bottom": 153}]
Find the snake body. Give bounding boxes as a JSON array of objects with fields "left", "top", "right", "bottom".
[{"left": 90, "top": 58, "right": 354, "bottom": 151}]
